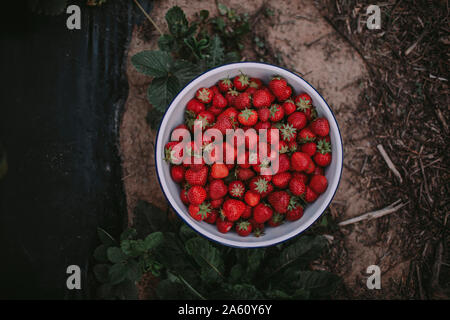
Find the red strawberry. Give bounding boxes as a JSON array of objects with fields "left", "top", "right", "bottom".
[
  {"left": 204, "top": 209, "right": 218, "bottom": 224},
  {"left": 249, "top": 176, "right": 273, "bottom": 198},
  {"left": 294, "top": 93, "right": 312, "bottom": 111},
  {"left": 289, "top": 177, "right": 306, "bottom": 196},
  {"left": 268, "top": 212, "right": 284, "bottom": 227},
  {"left": 272, "top": 171, "right": 292, "bottom": 188},
  {"left": 268, "top": 191, "right": 290, "bottom": 213},
  {"left": 241, "top": 205, "right": 252, "bottom": 219},
  {"left": 312, "top": 166, "right": 324, "bottom": 176},
  {"left": 282, "top": 99, "right": 296, "bottom": 115},
  {"left": 298, "top": 127, "right": 316, "bottom": 142},
  {"left": 304, "top": 186, "right": 318, "bottom": 203},
  {"left": 244, "top": 190, "right": 261, "bottom": 207},
  {"left": 233, "top": 92, "right": 251, "bottom": 110},
  {"left": 280, "top": 123, "right": 297, "bottom": 142},
  {"left": 189, "top": 202, "right": 211, "bottom": 221},
  {"left": 310, "top": 118, "right": 330, "bottom": 137},
  {"left": 277, "top": 153, "right": 291, "bottom": 173},
  {"left": 269, "top": 104, "right": 284, "bottom": 122},
  {"left": 219, "top": 107, "right": 239, "bottom": 121},
  {"left": 253, "top": 203, "right": 273, "bottom": 223},
  {"left": 309, "top": 175, "right": 328, "bottom": 194},
  {"left": 210, "top": 198, "right": 224, "bottom": 209},
  {"left": 185, "top": 165, "right": 208, "bottom": 186},
  {"left": 236, "top": 168, "right": 255, "bottom": 181},
  {"left": 254, "top": 121, "right": 271, "bottom": 131},
  {"left": 213, "top": 115, "right": 235, "bottom": 135},
  {"left": 249, "top": 77, "right": 263, "bottom": 89},
  {"left": 211, "top": 163, "right": 229, "bottom": 179},
  {"left": 208, "top": 106, "right": 223, "bottom": 116},
  {"left": 235, "top": 221, "right": 252, "bottom": 237},
  {"left": 233, "top": 73, "right": 250, "bottom": 91},
  {"left": 195, "top": 87, "right": 214, "bottom": 103},
  {"left": 188, "top": 185, "right": 207, "bottom": 205},
  {"left": 164, "top": 141, "right": 184, "bottom": 163},
  {"left": 286, "top": 200, "right": 304, "bottom": 221},
  {"left": 252, "top": 89, "right": 272, "bottom": 108},
  {"left": 268, "top": 77, "right": 288, "bottom": 99},
  {"left": 291, "top": 152, "right": 311, "bottom": 172},
  {"left": 288, "top": 140, "right": 298, "bottom": 152},
  {"left": 238, "top": 108, "right": 258, "bottom": 126},
  {"left": 218, "top": 78, "right": 233, "bottom": 92},
  {"left": 314, "top": 140, "right": 332, "bottom": 167},
  {"left": 180, "top": 187, "right": 189, "bottom": 204},
  {"left": 216, "top": 216, "right": 233, "bottom": 233},
  {"left": 304, "top": 159, "right": 315, "bottom": 174},
  {"left": 170, "top": 165, "right": 185, "bottom": 183},
  {"left": 209, "top": 85, "right": 220, "bottom": 95},
  {"left": 287, "top": 112, "right": 307, "bottom": 130},
  {"left": 292, "top": 172, "right": 309, "bottom": 184},
  {"left": 209, "top": 179, "right": 228, "bottom": 200},
  {"left": 279, "top": 140, "right": 289, "bottom": 154},
  {"left": 228, "top": 180, "right": 245, "bottom": 199},
  {"left": 225, "top": 89, "right": 239, "bottom": 106},
  {"left": 186, "top": 98, "right": 206, "bottom": 116},
  {"left": 245, "top": 87, "right": 257, "bottom": 95},
  {"left": 222, "top": 199, "right": 246, "bottom": 221},
  {"left": 212, "top": 93, "right": 228, "bottom": 108},
  {"left": 301, "top": 142, "right": 317, "bottom": 157},
  {"left": 257, "top": 107, "right": 270, "bottom": 122},
  {"left": 196, "top": 111, "right": 215, "bottom": 129}
]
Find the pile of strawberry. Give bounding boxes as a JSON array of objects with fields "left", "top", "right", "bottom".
[{"left": 164, "top": 73, "right": 332, "bottom": 237}]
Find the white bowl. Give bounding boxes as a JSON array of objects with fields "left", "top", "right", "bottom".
[{"left": 155, "top": 62, "right": 343, "bottom": 248}]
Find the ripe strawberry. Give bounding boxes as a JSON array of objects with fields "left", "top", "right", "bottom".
[
  {"left": 301, "top": 142, "right": 317, "bottom": 156},
  {"left": 292, "top": 172, "right": 309, "bottom": 184},
  {"left": 228, "top": 180, "right": 245, "bottom": 198},
  {"left": 212, "top": 93, "right": 228, "bottom": 108},
  {"left": 236, "top": 168, "right": 255, "bottom": 181},
  {"left": 289, "top": 177, "right": 306, "bottom": 196},
  {"left": 268, "top": 191, "right": 290, "bottom": 213},
  {"left": 304, "top": 186, "right": 318, "bottom": 203},
  {"left": 186, "top": 98, "right": 206, "bottom": 116},
  {"left": 288, "top": 140, "right": 298, "bottom": 152},
  {"left": 294, "top": 93, "right": 312, "bottom": 111},
  {"left": 185, "top": 165, "right": 208, "bottom": 186},
  {"left": 277, "top": 153, "right": 291, "bottom": 173},
  {"left": 223, "top": 199, "right": 246, "bottom": 221},
  {"left": 298, "top": 127, "right": 316, "bottom": 142},
  {"left": 257, "top": 107, "right": 270, "bottom": 122},
  {"left": 309, "top": 175, "right": 328, "bottom": 194},
  {"left": 170, "top": 165, "right": 185, "bottom": 183},
  {"left": 211, "top": 198, "right": 224, "bottom": 209},
  {"left": 253, "top": 203, "right": 273, "bottom": 223},
  {"left": 287, "top": 112, "right": 307, "bottom": 130},
  {"left": 218, "top": 78, "right": 233, "bottom": 92},
  {"left": 311, "top": 166, "right": 324, "bottom": 176},
  {"left": 249, "top": 176, "right": 273, "bottom": 198},
  {"left": 304, "top": 158, "right": 315, "bottom": 174},
  {"left": 263, "top": 87, "right": 276, "bottom": 103},
  {"left": 254, "top": 121, "right": 271, "bottom": 131},
  {"left": 238, "top": 108, "right": 258, "bottom": 126},
  {"left": 269, "top": 104, "right": 284, "bottom": 122},
  {"left": 196, "top": 111, "right": 215, "bottom": 129},
  {"left": 188, "top": 185, "right": 207, "bottom": 205},
  {"left": 244, "top": 190, "right": 261, "bottom": 207},
  {"left": 204, "top": 209, "right": 218, "bottom": 224},
  {"left": 314, "top": 140, "right": 332, "bottom": 167},
  {"left": 310, "top": 118, "right": 330, "bottom": 137},
  {"left": 180, "top": 187, "right": 190, "bottom": 205},
  {"left": 241, "top": 205, "right": 252, "bottom": 219},
  {"left": 291, "top": 152, "right": 311, "bottom": 172},
  {"left": 211, "top": 163, "right": 229, "bottom": 179},
  {"left": 225, "top": 89, "right": 239, "bottom": 106},
  {"left": 208, "top": 106, "right": 223, "bottom": 116},
  {"left": 252, "top": 89, "right": 272, "bottom": 108},
  {"left": 268, "top": 213, "right": 284, "bottom": 227},
  {"left": 272, "top": 171, "right": 292, "bottom": 188},
  {"left": 286, "top": 202, "right": 304, "bottom": 221},
  {"left": 195, "top": 87, "right": 214, "bottom": 103},
  {"left": 189, "top": 202, "right": 211, "bottom": 221},
  {"left": 213, "top": 115, "right": 235, "bottom": 135},
  {"left": 235, "top": 221, "right": 252, "bottom": 237},
  {"left": 245, "top": 87, "right": 257, "bottom": 95},
  {"left": 233, "top": 92, "right": 251, "bottom": 110},
  {"left": 209, "top": 179, "right": 228, "bottom": 200},
  {"left": 279, "top": 140, "right": 289, "bottom": 153},
  {"left": 249, "top": 77, "right": 263, "bottom": 89},
  {"left": 269, "top": 77, "right": 291, "bottom": 101},
  {"left": 164, "top": 141, "right": 184, "bottom": 163},
  {"left": 233, "top": 73, "right": 250, "bottom": 91},
  {"left": 218, "top": 107, "right": 239, "bottom": 121},
  {"left": 280, "top": 123, "right": 297, "bottom": 142},
  {"left": 282, "top": 99, "right": 296, "bottom": 115},
  {"left": 216, "top": 216, "right": 233, "bottom": 233},
  {"left": 210, "top": 85, "right": 220, "bottom": 94}
]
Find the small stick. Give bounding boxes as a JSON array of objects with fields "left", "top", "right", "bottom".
[
  {"left": 377, "top": 144, "right": 403, "bottom": 183},
  {"left": 405, "top": 30, "right": 426, "bottom": 56},
  {"left": 419, "top": 157, "right": 434, "bottom": 205},
  {"left": 338, "top": 200, "right": 407, "bottom": 226},
  {"left": 133, "top": 0, "right": 163, "bottom": 36}
]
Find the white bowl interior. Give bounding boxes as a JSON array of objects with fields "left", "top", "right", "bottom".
[{"left": 156, "top": 63, "right": 343, "bottom": 248}]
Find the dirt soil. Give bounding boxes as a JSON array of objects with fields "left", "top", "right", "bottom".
[{"left": 119, "top": 0, "right": 449, "bottom": 299}]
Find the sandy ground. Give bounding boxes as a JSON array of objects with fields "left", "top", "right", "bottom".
[{"left": 119, "top": 0, "right": 413, "bottom": 298}]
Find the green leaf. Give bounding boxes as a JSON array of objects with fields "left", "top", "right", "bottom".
[
  {"left": 277, "top": 270, "right": 340, "bottom": 298},
  {"left": 223, "top": 51, "right": 241, "bottom": 64},
  {"left": 158, "top": 34, "right": 175, "bottom": 52},
  {"left": 131, "top": 50, "right": 172, "bottom": 77},
  {"left": 217, "top": 3, "right": 228, "bottom": 15},
  {"left": 185, "top": 237, "right": 225, "bottom": 283},
  {"left": 156, "top": 279, "right": 188, "bottom": 300},
  {"left": 144, "top": 232, "right": 164, "bottom": 250},
  {"left": 109, "top": 263, "right": 127, "bottom": 285},
  {"left": 165, "top": 6, "right": 191, "bottom": 37},
  {"left": 114, "top": 279, "right": 139, "bottom": 300},
  {"left": 125, "top": 260, "right": 142, "bottom": 282},
  {"left": 220, "top": 284, "right": 264, "bottom": 300},
  {"left": 228, "top": 264, "right": 243, "bottom": 284},
  {"left": 179, "top": 225, "right": 198, "bottom": 242},
  {"left": 97, "top": 227, "right": 115, "bottom": 246},
  {"left": 120, "top": 228, "right": 137, "bottom": 242},
  {"left": 199, "top": 10, "right": 209, "bottom": 21},
  {"left": 121, "top": 239, "right": 146, "bottom": 258},
  {"left": 172, "top": 60, "right": 200, "bottom": 87},
  {"left": 205, "top": 35, "right": 225, "bottom": 68},
  {"left": 147, "top": 76, "right": 180, "bottom": 113},
  {"left": 107, "top": 247, "right": 127, "bottom": 264},
  {"left": 133, "top": 201, "right": 169, "bottom": 233},
  {"left": 93, "top": 244, "right": 108, "bottom": 262},
  {"left": 264, "top": 289, "right": 292, "bottom": 300},
  {"left": 93, "top": 264, "right": 110, "bottom": 283}
]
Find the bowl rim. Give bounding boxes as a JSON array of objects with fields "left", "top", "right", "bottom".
[{"left": 155, "top": 61, "right": 343, "bottom": 248}]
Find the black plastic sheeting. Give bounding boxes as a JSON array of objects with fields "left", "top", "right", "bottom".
[{"left": 0, "top": 0, "right": 152, "bottom": 299}]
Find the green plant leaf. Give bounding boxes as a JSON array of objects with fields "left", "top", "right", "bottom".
[
  {"left": 277, "top": 270, "right": 340, "bottom": 298},
  {"left": 228, "top": 264, "right": 244, "bottom": 284},
  {"left": 217, "top": 3, "right": 228, "bottom": 15},
  {"left": 185, "top": 238, "right": 225, "bottom": 283},
  {"left": 121, "top": 239, "right": 146, "bottom": 258},
  {"left": 125, "top": 259, "right": 142, "bottom": 282},
  {"left": 147, "top": 76, "right": 180, "bottom": 113},
  {"left": 114, "top": 279, "right": 139, "bottom": 300},
  {"left": 107, "top": 247, "right": 127, "bottom": 264},
  {"left": 120, "top": 228, "right": 137, "bottom": 242},
  {"left": 93, "top": 264, "right": 110, "bottom": 283},
  {"left": 205, "top": 35, "right": 225, "bottom": 68},
  {"left": 179, "top": 225, "right": 198, "bottom": 242},
  {"left": 165, "top": 6, "right": 191, "bottom": 37},
  {"left": 109, "top": 263, "right": 127, "bottom": 285},
  {"left": 158, "top": 34, "right": 175, "bottom": 52},
  {"left": 156, "top": 279, "right": 187, "bottom": 299},
  {"left": 172, "top": 60, "right": 200, "bottom": 87},
  {"left": 97, "top": 227, "right": 115, "bottom": 246},
  {"left": 133, "top": 201, "right": 169, "bottom": 234},
  {"left": 144, "top": 232, "right": 164, "bottom": 250},
  {"left": 131, "top": 50, "right": 172, "bottom": 78},
  {"left": 93, "top": 244, "right": 108, "bottom": 262},
  {"left": 199, "top": 10, "right": 209, "bottom": 21},
  {"left": 219, "top": 283, "right": 264, "bottom": 300}
]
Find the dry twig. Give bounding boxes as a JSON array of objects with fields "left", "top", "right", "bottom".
[
  {"left": 338, "top": 199, "right": 407, "bottom": 226},
  {"left": 377, "top": 144, "right": 403, "bottom": 183}
]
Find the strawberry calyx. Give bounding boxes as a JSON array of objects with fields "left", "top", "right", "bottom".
[
  {"left": 237, "top": 73, "right": 250, "bottom": 86},
  {"left": 239, "top": 108, "right": 255, "bottom": 120},
  {"left": 236, "top": 220, "right": 251, "bottom": 231},
  {"left": 197, "top": 202, "right": 212, "bottom": 219},
  {"left": 288, "top": 195, "right": 303, "bottom": 211},
  {"left": 269, "top": 104, "right": 281, "bottom": 117},
  {"left": 271, "top": 212, "right": 284, "bottom": 224},
  {"left": 295, "top": 98, "right": 311, "bottom": 112},
  {"left": 317, "top": 139, "right": 331, "bottom": 154},
  {"left": 280, "top": 123, "right": 296, "bottom": 141},
  {"left": 253, "top": 178, "right": 268, "bottom": 193},
  {"left": 230, "top": 183, "right": 245, "bottom": 197},
  {"left": 197, "top": 88, "right": 211, "bottom": 102}
]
